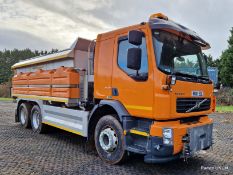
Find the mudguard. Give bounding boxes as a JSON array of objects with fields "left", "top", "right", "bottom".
[{"left": 89, "top": 100, "right": 130, "bottom": 122}]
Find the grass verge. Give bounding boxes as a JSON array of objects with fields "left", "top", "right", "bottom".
[
  {"left": 0, "top": 98, "right": 12, "bottom": 101},
  {"left": 216, "top": 106, "right": 233, "bottom": 113}
]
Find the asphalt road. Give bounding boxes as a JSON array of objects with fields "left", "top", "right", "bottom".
[{"left": 0, "top": 101, "right": 232, "bottom": 175}]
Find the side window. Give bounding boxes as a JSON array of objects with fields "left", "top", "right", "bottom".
[{"left": 117, "top": 37, "right": 148, "bottom": 81}]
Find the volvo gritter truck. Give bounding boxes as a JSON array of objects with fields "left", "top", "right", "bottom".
[{"left": 11, "top": 13, "right": 215, "bottom": 164}]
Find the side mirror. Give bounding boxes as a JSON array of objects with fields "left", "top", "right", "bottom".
[
  {"left": 128, "top": 30, "right": 144, "bottom": 45},
  {"left": 127, "top": 48, "right": 142, "bottom": 70}
]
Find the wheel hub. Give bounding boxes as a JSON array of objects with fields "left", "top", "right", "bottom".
[{"left": 99, "top": 128, "right": 118, "bottom": 152}]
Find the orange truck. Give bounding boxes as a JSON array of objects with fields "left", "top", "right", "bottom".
[{"left": 11, "top": 13, "right": 215, "bottom": 164}]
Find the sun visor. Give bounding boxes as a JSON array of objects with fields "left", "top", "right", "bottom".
[{"left": 149, "top": 18, "right": 210, "bottom": 50}]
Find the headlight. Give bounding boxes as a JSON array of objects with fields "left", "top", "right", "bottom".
[
  {"left": 163, "top": 128, "right": 173, "bottom": 145},
  {"left": 163, "top": 128, "right": 172, "bottom": 138}
]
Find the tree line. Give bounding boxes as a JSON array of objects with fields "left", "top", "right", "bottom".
[{"left": 0, "top": 49, "right": 58, "bottom": 84}]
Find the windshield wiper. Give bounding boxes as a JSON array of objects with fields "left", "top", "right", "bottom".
[
  {"left": 197, "top": 75, "right": 209, "bottom": 80},
  {"left": 172, "top": 71, "right": 210, "bottom": 83},
  {"left": 172, "top": 71, "right": 198, "bottom": 79}
]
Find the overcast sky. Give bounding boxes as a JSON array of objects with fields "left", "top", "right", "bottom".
[{"left": 0, "top": 0, "right": 233, "bottom": 59}]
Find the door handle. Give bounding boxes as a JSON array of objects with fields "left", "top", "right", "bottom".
[{"left": 112, "top": 88, "right": 119, "bottom": 96}]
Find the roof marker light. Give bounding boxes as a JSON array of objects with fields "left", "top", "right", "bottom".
[{"left": 149, "top": 13, "right": 168, "bottom": 20}]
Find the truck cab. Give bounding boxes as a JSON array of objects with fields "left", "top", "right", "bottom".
[{"left": 94, "top": 13, "right": 214, "bottom": 163}]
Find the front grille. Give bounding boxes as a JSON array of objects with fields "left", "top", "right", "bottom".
[{"left": 176, "top": 98, "right": 211, "bottom": 113}]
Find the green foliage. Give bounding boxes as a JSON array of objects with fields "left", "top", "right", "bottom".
[
  {"left": 206, "top": 54, "right": 214, "bottom": 67},
  {"left": 0, "top": 49, "right": 58, "bottom": 84},
  {"left": 219, "top": 28, "right": 233, "bottom": 87},
  {"left": 216, "top": 106, "right": 233, "bottom": 113},
  {"left": 0, "top": 98, "right": 12, "bottom": 101},
  {"left": 205, "top": 54, "right": 220, "bottom": 67}
]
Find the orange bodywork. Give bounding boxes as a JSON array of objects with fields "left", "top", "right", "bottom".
[
  {"left": 12, "top": 72, "right": 30, "bottom": 85},
  {"left": 94, "top": 23, "right": 214, "bottom": 120},
  {"left": 52, "top": 88, "right": 79, "bottom": 98},
  {"left": 28, "top": 69, "right": 53, "bottom": 85},
  {"left": 28, "top": 87, "right": 51, "bottom": 96},
  {"left": 93, "top": 36, "right": 115, "bottom": 99},
  {"left": 52, "top": 67, "right": 79, "bottom": 85},
  {"left": 94, "top": 21, "right": 214, "bottom": 155},
  {"left": 12, "top": 67, "right": 80, "bottom": 99},
  {"left": 12, "top": 87, "right": 29, "bottom": 95},
  {"left": 94, "top": 24, "right": 155, "bottom": 118},
  {"left": 150, "top": 116, "right": 213, "bottom": 154}
]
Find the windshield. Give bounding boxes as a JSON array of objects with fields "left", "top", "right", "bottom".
[{"left": 152, "top": 30, "right": 208, "bottom": 77}]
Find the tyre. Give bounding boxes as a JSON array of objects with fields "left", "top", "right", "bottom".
[
  {"left": 18, "top": 103, "right": 32, "bottom": 128},
  {"left": 30, "top": 105, "right": 47, "bottom": 133},
  {"left": 94, "top": 115, "right": 126, "bottom": 164}
]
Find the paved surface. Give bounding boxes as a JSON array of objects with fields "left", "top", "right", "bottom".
[{"left": 0, "top": 101, "right": 232, "bottom": 175}]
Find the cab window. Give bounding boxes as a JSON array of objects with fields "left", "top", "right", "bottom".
[{"left": 117, "top": 37, "right": 148, "bottom": 81}]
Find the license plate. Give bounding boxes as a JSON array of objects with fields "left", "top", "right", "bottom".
[{"left": 192, "top": 91, "right": 204, "bottom": 97}]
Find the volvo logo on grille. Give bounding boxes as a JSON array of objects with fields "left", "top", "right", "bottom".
[{"left": 186, "top": 99, "right": 208, "bottom": 113}]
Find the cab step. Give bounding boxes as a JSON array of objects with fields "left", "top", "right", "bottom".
[{"left": 129, "top": 128, "right": 150, "bottom": 137}]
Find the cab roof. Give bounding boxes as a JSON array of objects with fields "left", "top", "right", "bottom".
[{"left": 149, "top": 13, "right": 210, "bottom": 49}]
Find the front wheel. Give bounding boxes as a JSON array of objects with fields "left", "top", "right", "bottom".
[{"left": 94, "top": 115, "right": 126, "bottom": 164}]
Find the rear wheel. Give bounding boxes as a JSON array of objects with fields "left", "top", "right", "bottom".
[
  {"left": 18, "top": 103, "right": 31, "bottom": 128},
  {"left": 94, "top": 115, "right": 126, "bottom": 164},
  {"left": 30, "top": 105, "right": 47, "bottom": 133}
]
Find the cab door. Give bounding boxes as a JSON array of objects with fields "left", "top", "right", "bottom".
[{"left": 111, "top": 29, "right": 154, "bottom": 119}]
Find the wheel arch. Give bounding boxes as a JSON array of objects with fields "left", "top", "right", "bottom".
[{"left": 87, "top": 100, "right": 129, "bottom": 139}]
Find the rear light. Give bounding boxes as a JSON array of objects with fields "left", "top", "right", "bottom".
[{"left": 212, "top": 96, "right": 216, "bottom": 112}]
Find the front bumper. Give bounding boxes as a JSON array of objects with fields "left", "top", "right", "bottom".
[
  {"left": 123, "top": 116, "right": 213, "bottom": 163},
  {"left": 144, "top": 136, "right": 179, "bottom": 163},
  {"left": 144, "top": 122, "right": 213, "bottom": 163}
]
